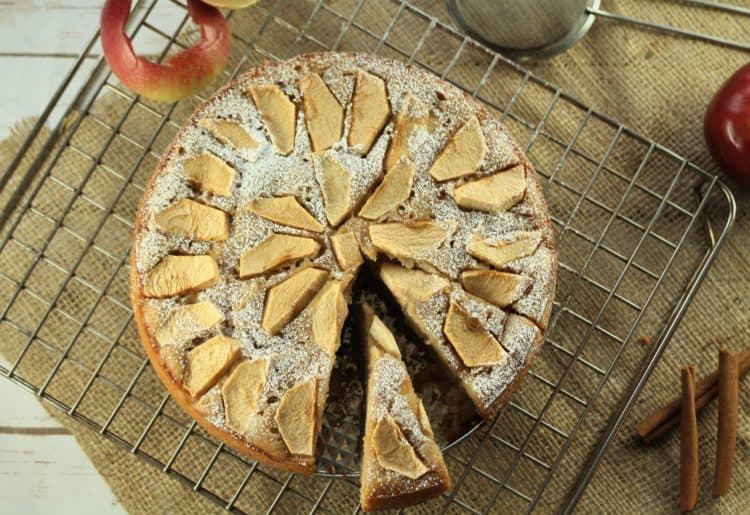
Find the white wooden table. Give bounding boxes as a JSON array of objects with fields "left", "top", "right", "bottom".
[{"left": 1, "top": 2, "right": 173, "bottom": 513}]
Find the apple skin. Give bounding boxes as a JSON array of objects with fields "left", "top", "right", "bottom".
[
  {"left": 203, "top": 0, "right": 260, "bottom": 8},
  {"left": 704, "top": 62, "right": 750, "bottom": 189},
  {"left": 101, "top": 0, "right": 231, "bottom": 103}
]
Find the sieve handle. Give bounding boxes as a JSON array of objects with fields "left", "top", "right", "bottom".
[{"left": 587, "top": 2, "right": 750, "bottom": 52}]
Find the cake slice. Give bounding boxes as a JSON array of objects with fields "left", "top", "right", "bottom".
[
  {"left": 379, "top": 262, "right": 542, "bottom": 420},
  {"left": 360, "top": 304, "right": 451, "bottom": 512}
]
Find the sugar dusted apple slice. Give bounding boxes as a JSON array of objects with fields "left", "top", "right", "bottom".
[
  {"left": 460, "top": 269, "right": 532, "bottom": 308},
  {"left": 144, "top": 255, "right": 220, "bottom": 298},
  {"left": 372, "top": 417, "right": 428, "bottom": 479},
  {"left": 155, "top": 198, "right": 230, "bottom": 241},
  {"left": 319, "top": 155, "right": 351, "bottom": 226},
  {"left": 379, "top": 262, "right": 450, "bottom": 306},
  {"left": 348, "top": 70, "right": 390, "bottom": 155},
  {"left": 185, "top": 335, "right": 241, "bottom": 398},
  {"left": 275, "top": 379, "right": 317, "bottom": 456},
  {"left": 222, "top": 358, "right": 269, "bottom": 434},
  {"left": 379, "top": 263, "right": 450, "bottom": 347},
  {"left": 200, "top": 118, "right": 259, "bottom": 150},
  {"left": 182, "top": 153, "right": 237, "bottom": 196},
  {"left": 453, "top": 165, "right": 526, "bottom": 212},
  {"left": 299, "top": 73, "right": 344, "bottom": 152},
  {"left": 358, "top": 158, "right": 415, "bottom": 220},
  {"left": 155, "top": 301, "right": 224, "bottom": 348},
  {"left": 239, "top": 234, "right": 321, "bottom": 278},
  {"left": 365, "top": 307, "right": 401, "bottom": 359},
  {"left": 384, "top": 94, "right": 429, "bottom": 171},
  {"left": 429, "top": 116, "right": 487, "bottom": 182},
  {"left": 330, "top": 231, "right": 363, "bottom": 271},
  {"left": 369, "top": 221, "right": 450, "bottom": 263},
  {"left": 155, "top": 301, "right": 224, "bottom": 381},
  {"left": 466, "top": 231, "right": 541, "bottom": 269},
  {"left": 248, "top": 84, "right": 296, "bottom": 155},
  {"left": 444, "top": 300, "right": 507, "bottom": 367},
  {"left": 247, "top": 196, "right": 324, "bottom": 233},
  {"left": 309, "top": 280, "right": 348, "bottom": 355},
  {"left": 262, "top": 267, "right": 329, "bottom": 335}
]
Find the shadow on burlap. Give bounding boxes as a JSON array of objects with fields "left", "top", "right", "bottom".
[{"left": 1, "top": 0, "right": 749, "bottom": 513}]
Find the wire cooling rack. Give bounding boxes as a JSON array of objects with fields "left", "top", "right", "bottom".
[{"left": 0, "top": 0, "right": 737, "bottom": 513}]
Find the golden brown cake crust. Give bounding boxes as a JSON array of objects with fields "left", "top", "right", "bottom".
[{"left": 131, "top": 51, "right": 557, "bottom": 476}]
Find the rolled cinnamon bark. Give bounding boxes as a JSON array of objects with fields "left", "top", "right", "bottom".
[
  {"left": 712, "top": 350, "right": 739, "bottom": 497},
  {"left": 680, "top": 366, "right": 699, "bottom": 513},
  {"left": 635, "top": 350, "right": 750, "bottom": 443}
]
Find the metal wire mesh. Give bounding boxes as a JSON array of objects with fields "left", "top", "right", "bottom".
[{"left": 0, "top": 0, "right": 736, "bottom": 513}]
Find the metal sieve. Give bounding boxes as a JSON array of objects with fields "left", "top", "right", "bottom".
[{"left": 446, "top": 0, "right": 750, "bottom": 59}]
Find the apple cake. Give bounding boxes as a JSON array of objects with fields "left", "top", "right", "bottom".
[{"left": 130, "top": 51, "right": 556, "bottom": 499}]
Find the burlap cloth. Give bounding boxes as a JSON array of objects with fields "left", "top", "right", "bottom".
[{"left": 2, "top": 1, "right": 750, "bottom": 513}]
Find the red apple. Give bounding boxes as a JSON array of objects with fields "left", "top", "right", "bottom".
[
  {"left": 100, "top": 0, "right": 231, "bottom": 103},
  {"left": 704, "top": 62, "right": 750, "bottom": 189}
]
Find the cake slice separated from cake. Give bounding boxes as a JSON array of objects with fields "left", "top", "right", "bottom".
[{"left": 360, "top": 304, "right": 451, "bottom": 512}]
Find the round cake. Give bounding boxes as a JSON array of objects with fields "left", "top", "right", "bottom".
[{"left": 130, "top": 52, "right": 556, "bottom": 493}]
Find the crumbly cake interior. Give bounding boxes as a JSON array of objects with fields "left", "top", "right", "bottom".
[{"left": 131, "top": 52, "right": 556, "bottom": 477}]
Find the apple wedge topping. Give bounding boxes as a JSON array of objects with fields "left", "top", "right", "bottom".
[
  {"left": 372, "top": 416, "right": 428, "bottom": 479},
  {"left": 369, "top": 221, "right": 450, "bottom": 263},
  {"left": 144, "top": 255, "right": 220, "bottom": 298},
  {"left": 261, "top": 267, "right": 329, "bottom": 335},
  {"left": 444, "top": 301, "right": 507, "bottom": 368},
  {"left": 384, "top": 94, "right": 429, "bottom": 171},
  {"left": 247, "top": 196, "right": 324, "bottom": 233},
  {"left": 466, "top": 232, "right": 541, "bottom": 268},
  {"left": 358, "top": 158, "right": 415, "bottom": 220},
  {"left": 379, "top": 263, "right": 450, "bottom": 344},
  {"left": 318, "top": 155, "right": 351, "bottom": 226},
  {"left": 348, "top": 70, "right": 390, "bottom": 155},
  {"left": 460, "top": 269, "right": 532, "bottom": 308},
  {"left": 154, "top": 301, "right": 224, "bottom": 381},
  {"left": 366, "top": 310, "right": 401, "bottom": 359},
  {"left": 452, "top": 165, "right": 526, "bottom": 212},
  {"left": 275, "top": 379, "right": 317, "bottom": 456},
  {"left": 155, "top": 198, "right": 230, "bottom": 241},
  {"left": 299, "top": 73, "right": 344, "bottom": 152},
  {"left": 429, "top": 116, "right": 487, "bottom": 182},
  {"left": 200, "top": 118, "right": 258, "bottom": 150},
  {"left": 379, "top": 262, "right": 450, "bottom": 306},
  {"left": 248, "top": 84, "right": 296, "bottom": 155},
  {"left": 185, "top": 335, "right": 241, "bottom": 398},
  {"left": 330, "top": 231, "right": 363, "bottom": 271},
  {"left": 239, "top": 234, "right": 321, "bottom": 278},
  {"left": 222, "top": 358, "right": 269, "bottom": 434},
  {"left": 309, "top": 280, "right": 348, "bottom": 355},
  {"left": 155, "top": 301, "right": 223, "bottom": 348},
  {"left": 182, "top": 153, "right": 237, "bottom": 196}
]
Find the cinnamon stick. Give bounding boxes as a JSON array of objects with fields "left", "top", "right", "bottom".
[
  {"left": 680, "top": 366, "right": 699, "bottom": 512},
  {"left": 712, "top": 350, "right": 739, "bottom": 497},
  {"left": 635, "top": 349, "right": 750, "bottom": 443}
]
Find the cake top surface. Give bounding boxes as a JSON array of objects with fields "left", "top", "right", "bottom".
[{"left": 131, "top": 52, "right": 556, "bottom": 472}]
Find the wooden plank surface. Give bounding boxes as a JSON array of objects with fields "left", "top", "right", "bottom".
[
  {"left": 0, "top": 0, "right": 178, "bottom": 139},
  {"left": 0, "top": 378, "right": 125, "bottom": 514}
]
